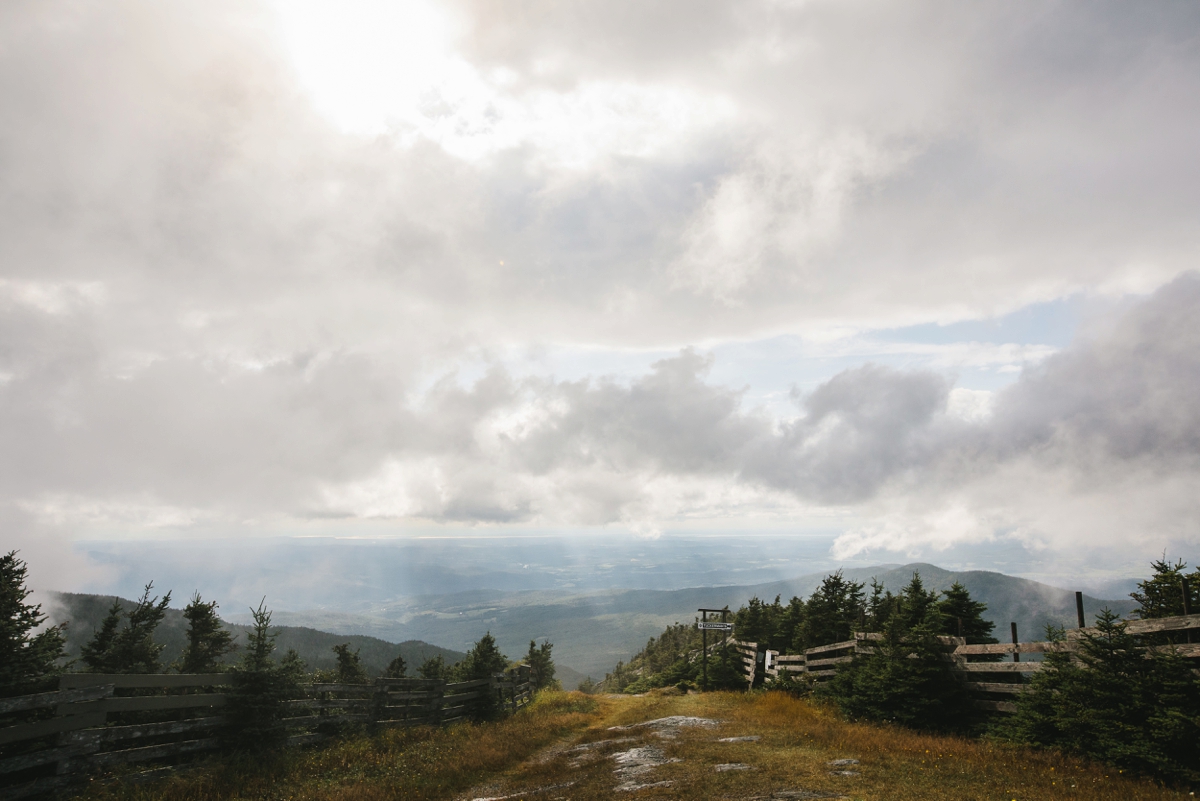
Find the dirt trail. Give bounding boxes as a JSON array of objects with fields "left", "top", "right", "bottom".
[{"left": 454, "top": 694, "right": 855, "bottom": 801}]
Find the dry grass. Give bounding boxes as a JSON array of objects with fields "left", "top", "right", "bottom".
[
  {"left": 70, "top": 693, "right": 604, "bottom": 801},
  {"left": 71, "top": 691, "right": 1194, "bottom": 801}
]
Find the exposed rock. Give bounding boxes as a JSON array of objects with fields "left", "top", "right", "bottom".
[
  {"left": 826, "top": 759, "right": 859, "bottom": 767},
  {"left": 567, "top": 737, "right": 637, "bottom": 753},
  {"left": 714, "top": 762, "right": 754, "bottom": 772},
  {"left": 608, "top": 716, "right": 721, "bottom": 732},
  {"left": 616, "top": 779, "right": 674, "bottom": 792},
  {"left": 611, "top": 744, "right": 681, "bottom": 792},
  {"left": 470, "top": 781, "right": 575, "bottom": 801},
  {"left": 719, "top": 735, "right": 762, "bottom": 742},
  {"left": 828, "top": 770, "right": 859, "bottom": 777}
]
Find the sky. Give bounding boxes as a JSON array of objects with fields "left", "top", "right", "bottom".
[{"left": 2, "top": 0, "right": 1200, "bottom": 593}]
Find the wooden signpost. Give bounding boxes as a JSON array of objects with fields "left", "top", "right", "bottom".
[{"left": 697, "top": 607, "right": 731, "bottom": 690}]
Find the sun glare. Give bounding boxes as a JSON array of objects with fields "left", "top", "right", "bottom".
[
  {"left": 267, "top": 0, "right": 731, "bottom": 166},
  {"left": 268, "top": 0, "right": 461, "bottom": 136}
]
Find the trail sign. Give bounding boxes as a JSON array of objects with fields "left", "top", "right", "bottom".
[{"left": 696, "top": 622, "right": 733, "bottom": 631}]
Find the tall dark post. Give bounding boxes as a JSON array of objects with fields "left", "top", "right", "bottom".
[
  {"left": 701, "top": 610, "right": 708, "bottom": 691},
  {"left": 957, "top": 617, "right": 963, "bottom": 638},
  {"left": 1011, "top": 622, "right": 1019, "bottom": 663},
  {"left": 1183, "top": 577, "right": 1193, "bottom": 644},
  {"left": 1075, "top": 591, "right": 1086, "bottom": 629}
]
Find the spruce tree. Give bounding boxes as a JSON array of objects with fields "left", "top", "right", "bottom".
[
  {"left": 225, "top": 601, "right": 298, "bottom": 752},
  {"left": 384, "top": 653, "right": 407, "bottom": 678},
  {"left": 996, "top": 609, "right": 1200, "bottom": 784},
  {"left": 332, "top": 643, "right": 369, "bottom": 684},
  {"left": 0, "top": 551, "right": 68, "bottom": 696},
  {"left": 1130, "top": 558, "right": 1199, "bottom": 619},
  {"left": 937, "top": 582, "right": 996, "bottom": 643},
  {"left": 178, "top": 592, "right": 236, "bottom": 673},
  {"left": 820, "top": 605, "right": 973, "bottom": 732},
  {"left": 81, "top": 599, "right": 123, "bottom": 673},
  {"left": 418, "top": 655, "right": 448, "bottom": 681},
  {"left": 525, "top": 639, "right": 557, "bottom": 690},
  {"left": 799, "top": 571, "right": 865, "bottom": 650},
  {"left": 115, "top": 584, "right": 171, "bottom": 673}
]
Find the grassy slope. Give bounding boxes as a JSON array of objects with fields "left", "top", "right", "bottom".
[{"left": 71, "top": 692, "right": 1190, "bottom": 801}]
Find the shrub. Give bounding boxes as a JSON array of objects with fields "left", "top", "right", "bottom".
[
  {"left": 819, "top": 610, "right": 975, "bottom": 733},
  {"left": 224, "top": 601, "right": 300, "bottom": 753},
  {"left": 994, "top": 610, "right": 1200, "bottom": 784}
]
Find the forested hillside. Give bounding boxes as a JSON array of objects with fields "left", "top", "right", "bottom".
[{"left": 49, "top": 591, "right": 465, "bottom": 676}]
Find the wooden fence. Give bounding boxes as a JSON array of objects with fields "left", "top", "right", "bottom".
[
  {"left": 730, "top": 612, "right": 1200, "bottom": 714},
  {"left": 0, "top": 666, "right": 533, "bottom": 799}
]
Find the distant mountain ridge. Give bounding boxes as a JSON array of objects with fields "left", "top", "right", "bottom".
[
  {"left": 239, "top": 562, "right": 1139, "bottom": 683},
  {"left": 48, "top": 592, "right": 466, "bottom": 677}
]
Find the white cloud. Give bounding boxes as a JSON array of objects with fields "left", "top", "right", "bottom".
[{"left": 2, "top": 0, "right": 1199, "bottom": 575}]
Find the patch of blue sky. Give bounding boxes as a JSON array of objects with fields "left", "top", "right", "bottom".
[{"left": 425, "top": 296, "right": 1084, "bottom": 420}]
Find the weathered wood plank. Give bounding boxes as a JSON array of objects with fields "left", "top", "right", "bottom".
[
  {"left": 805, "top": 640, "right": 858, "bottom": 657},
  {"left": 289, "top": 699, "right": 371, "bottom": 711},
  {"left": 1118, "top": 613, "right": 1200, "bottom": 636},
  {"left": 0, "top": 743, "right": 97, "bottom": 775},
  {"left": 307, "top": 683, "right": 375, "bottom": 694},
  {"left": 60, "top": 716, "right": 223, "bottom": 746},
  {"left": 63, "top": 693, "right": 226, "bottom": 715},
  {"left": 955, "top": 642, "right": 1072, "bottom": 655},
  {"left": 0, "top": 712, "right": 107, "bottom": 746},
  {"left": 59, "top": 674, "right": 230, "bottom": 690},
  {"left": 384, "top": 691, "right": 441, "bottom": 701},
  {"left": 444, "top": 678, "right": 491, "bottom": 691},
  {"left": 87, "top": 737, "right": 218, "bottom": 768},
  {"left": 773, "top": 654, "right": 806, "bottom": 663},
  {"left": 954, "top": 662, "right": 1043, "bottom": 673},
  {"left": 805, "top": 655, "right": 854, "bottom": 669},
  {"left": 0, "top": 685, "right": 114, "bottom": 716},
  {"left": 963, "top": 682, "right": 1027, "bottom": 695}
]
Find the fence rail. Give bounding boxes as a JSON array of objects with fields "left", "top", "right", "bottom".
[
  {"left": 736, "top": 610, "right": 1200, "bottom": 710},
  {"left": 0, "top": 666, "right": 533, "bottom": 799}
]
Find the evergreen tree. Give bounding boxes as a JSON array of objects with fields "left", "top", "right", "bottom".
[
  {"left": 734, "top": 597, "right": 773, "bottom": 646},
  {"left": 525, "top": 639, "right": 557, "bottom": 690},
  {"left": 1130, "top": 558, "right": 1199, "bottom": 620},
  {"left": 384, "top": 653, "right": 407, "bottom": 678},
  {"left": 178, "top": 592, "right": 236, "bottom": 673},
  {"left": 455, "top": 632, "right": 509, "bottom": 720},
  {"left": 80, "top": 584, "right": 172, "bottom": 673},
  {"left": 455, "top": 632, "right": 508, "bottom": 681},
  {"left": 80, "top": 599, "right": 123, "bottom": 673},
  {"left": 418, "top": 655, "right": 449, "bottom": 681},
  {"left": 798, "top": 571, "right": 865, "bottom": 650},
  {"left": 895, "top": 572, "right": 940, "bottom": 632},
  {"left": 331, "top": 643, "right": 369, "bottom": 684},
  {"left": 936, "top": 582, "right": 996, "bottom": 643},
  {"left": 996, "top": 609, "right": 1200, "bottom": 784},
  {"left": 225, "top": 600, "right": 299, "bottom": 752},
  {"left": 820, "top": 605, "right": 974, "bottom": 733},
  {"left": 0, "top": 551, "right": 67, "bottom": 696}
]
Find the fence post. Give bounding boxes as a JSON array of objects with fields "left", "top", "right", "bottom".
[
  {"left": 1011, "top": 622, "right": 1019, "bottom": 663},
  {"left": 1075, "top": 591, "right": 1086, "bottom": 629},
  {"left": 1183, "top": 577, "right": 1193, "bottom": 644}
]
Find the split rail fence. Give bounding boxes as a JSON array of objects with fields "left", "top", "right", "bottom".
[
  {"left": 0, "top": 666, "right": 533, "bottom": 799},
  {"left": 728, "top": 612, "right": 1200, "bottom": 714}
]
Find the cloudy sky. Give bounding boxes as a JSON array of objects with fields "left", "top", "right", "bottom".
[{"left": 3, "top": 0, "right": 1199, "bottom": 590}]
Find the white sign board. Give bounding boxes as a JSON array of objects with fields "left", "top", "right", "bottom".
[{"left": 696, "top": 622, "right": 733, "bottom": 631}]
